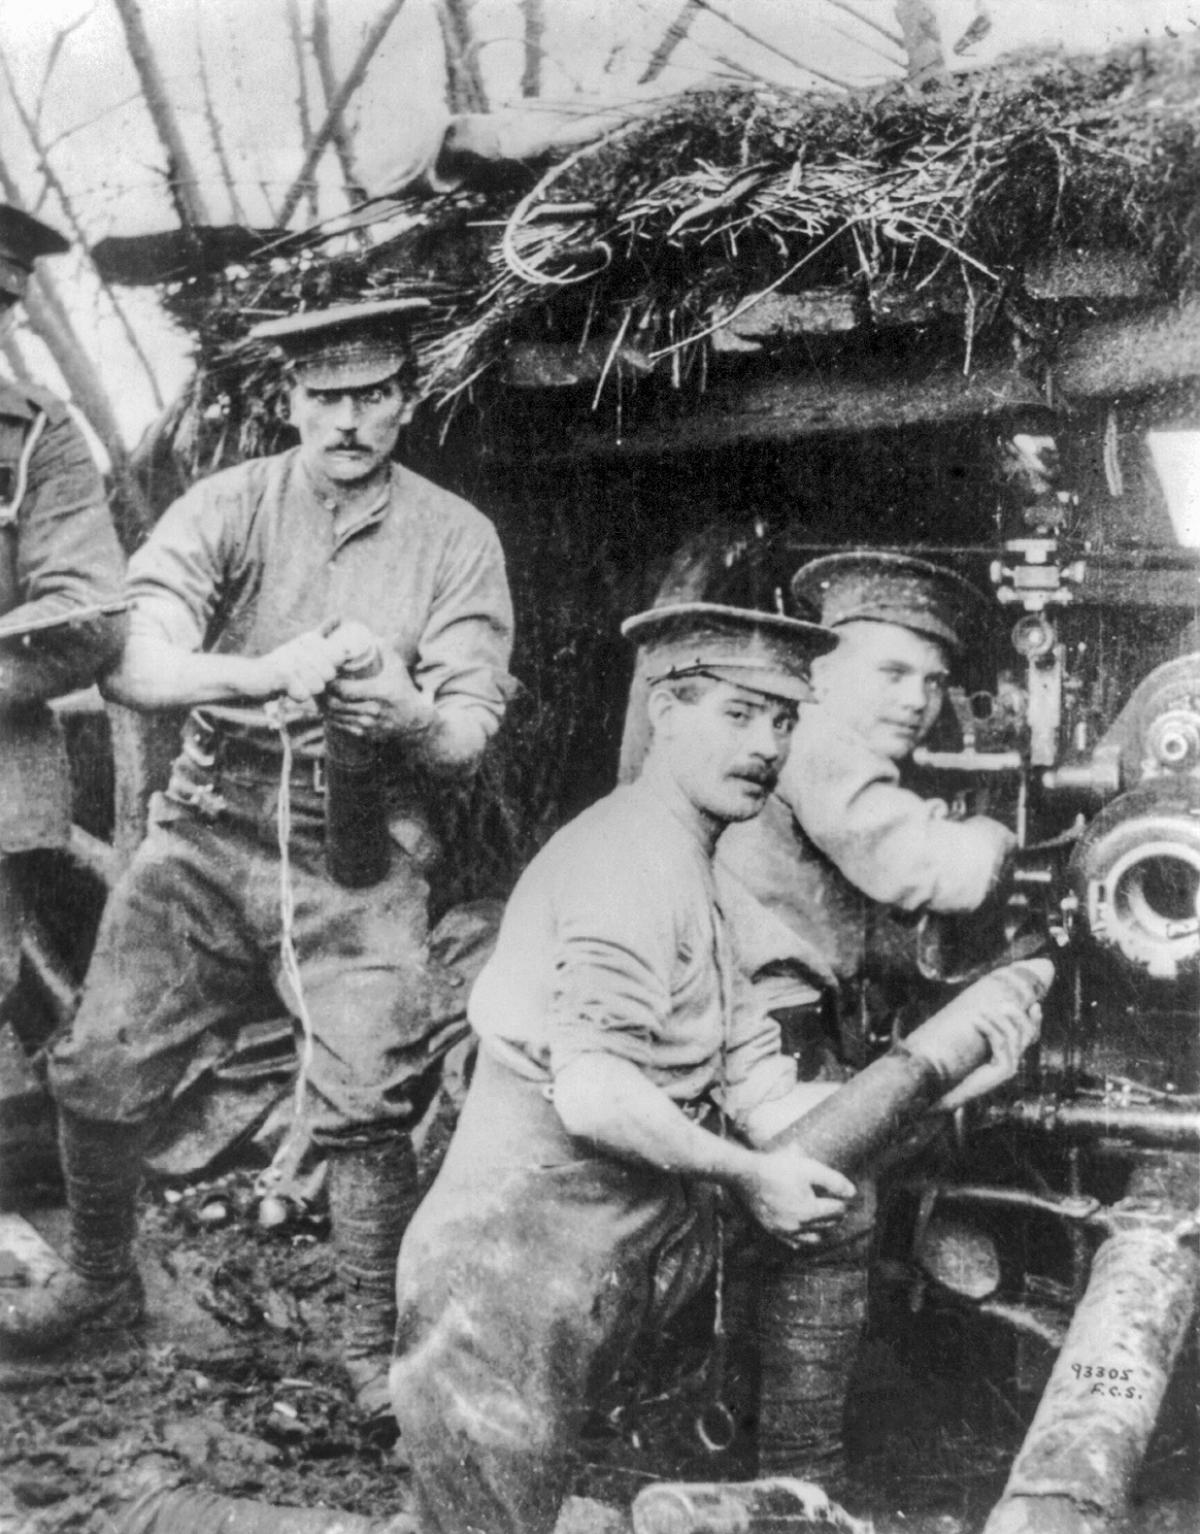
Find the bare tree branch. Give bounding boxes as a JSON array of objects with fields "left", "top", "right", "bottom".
[
  {"left": 193, "top": 0, "right": 249, "bottom": 226},
  {"left": 438, "top": 0, "right": 489, "bottom": 113},
  {"left": 690, "top": 0, "right": 851, "bottom": 90},
  {"left": 285, "top": 0, "right": 320, "bottom": 222},
  {"left": 639, "top": 0, "right": 703, "bottom": 85},
  {"left": 33, "top": 8, "right": 94, "bottom": 129},
  {"left": 311, "top": 0, "right": 365, "bottom": 205},
  {"left": 825, "top": 0, "right": 904, "bottom": 49},
  {"left": 520, "top": 0, "right": 545, "bottom": 97},
  {"left": 111, "top": 0, "right": 212, "bottom": 228},
  {"left": 0, "top": 49, "right": 165, "bottom": 410},
  {"left": 278, "top": 0, "right": 409, "bottom": 228}
]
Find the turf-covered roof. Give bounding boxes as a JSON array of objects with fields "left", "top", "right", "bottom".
[{"left": 151, "top": 31, "right": 1199, "bottom": 476}]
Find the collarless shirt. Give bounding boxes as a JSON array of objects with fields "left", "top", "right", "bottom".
[
  {"left": 469, "top": 779, "right": 796, "bottom": 1137},
  {"left": 125, "top": 446, "right": 513, "bottom": 761}
]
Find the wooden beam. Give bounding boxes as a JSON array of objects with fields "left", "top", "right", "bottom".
[{"left": 493, "top": 301, "right": 1200, "bottom": 461}]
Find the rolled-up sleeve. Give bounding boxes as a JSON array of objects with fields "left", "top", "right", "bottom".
[
  {"left": 415, "top": 514, "right": 514, "bottom": 743},
  {"left": 1, "top": 411, "right": 126, "bottom": 706},
  {"left": 789, "top": 732, "right": 1015, "bottom": 915},
  {"left": 124, "top": 480, "right": 234, "bottom": 651},
  {"left": 547, "top": 844, "right": 676, "bottom": 1078}
]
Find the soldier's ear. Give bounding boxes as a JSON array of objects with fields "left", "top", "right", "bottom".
[{"left": 646, "top": 684, "right": 675, "bottom": 736}]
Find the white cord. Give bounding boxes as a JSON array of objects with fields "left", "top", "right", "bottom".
[{"left": 255, "top": 702, "right": 317, "bottom": 1203}]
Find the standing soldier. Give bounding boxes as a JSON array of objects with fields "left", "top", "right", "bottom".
[
  {"left": 0, "top": 206, "right": 125, "bottom": 1046},
  {"left": 0, "top": 299, "right": 515, "bottom": 1428},
  {"left": 719, "top": 551, "right": 1019, "bottom": 1486}
]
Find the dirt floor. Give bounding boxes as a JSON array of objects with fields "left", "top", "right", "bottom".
[{"left": 2, "top": 1162, "right": 1197, "bottom": 1534}]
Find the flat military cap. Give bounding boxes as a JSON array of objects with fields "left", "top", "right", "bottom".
[
  {"left": 621, "top": 601, "right": 837, "bottom": 703},
  {"left": 248, "top": 297, "right": 430, "bottom": 389},
  {"left": 790, "top": 551, "right": 985, "bottom": 650},
  {"left": 0, "top": 206, "right": 69, "bottom": 301}
]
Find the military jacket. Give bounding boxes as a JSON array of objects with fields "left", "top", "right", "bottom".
[{"left": 0, "top": 379, "right": 125, "bottom": 851}]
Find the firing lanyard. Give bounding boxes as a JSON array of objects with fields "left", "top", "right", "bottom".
[
  {"left": 254, "top": 704, "right": 318, "bottom": 1206},
  {"left": 695, "top": 895, "right": 737, "bottom": 1456}
]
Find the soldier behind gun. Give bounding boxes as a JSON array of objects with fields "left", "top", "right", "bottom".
[
  {"left": 719, "top": 551, "right": 1021, "bottom": 1486},
  {"left": 0, "top": 206, "right": 126, "bottom": 1041},
  {"left": 0, "top": 298, "right": 515, "bottom": 1430}
]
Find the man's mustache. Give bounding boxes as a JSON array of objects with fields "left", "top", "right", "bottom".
[{"left": 732, "top": 766, "right": 778, "bottom": 789}]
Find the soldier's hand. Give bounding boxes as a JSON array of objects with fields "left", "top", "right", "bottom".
[
  {"left": 738, "top": 1143, "right": 856, "bottom": 1246},
  {"left": 327, "top": 644, "right": 433, "bottom": 740},
  {"left": 909, "top": 957, "right": 1053, "bottom": 1113},
  {"left": 256, "top": 626, "right": 345, "bottom": 706}
]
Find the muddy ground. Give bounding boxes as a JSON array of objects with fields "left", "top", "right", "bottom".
[{"left": 2, "top": 1159, "right": 1197, "bottom": 1534}]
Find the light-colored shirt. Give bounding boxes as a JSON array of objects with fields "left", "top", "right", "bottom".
[
  {"left": 719, "top": 708, "right": 1016, "bottom": 982},
  {"left": 126, "top": 446, "right": 513, "bottom": 762},
  {"left": 469, "top": 779, "right": 799, "bottom": 1139}
]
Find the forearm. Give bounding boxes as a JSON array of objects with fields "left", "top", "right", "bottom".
[
  {"left": 552, "top": 1053, "right": 760, "bottom": 1189},
  {"left": 102, "top": 633, "right": 272, "bottom": 712},
  {"left": 387, "top": 698, "right": 491, "bottom": 777}
]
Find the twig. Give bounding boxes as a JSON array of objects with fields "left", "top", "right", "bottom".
[{"left": 690, "top": 0, "right": 853, "bottom": 91}]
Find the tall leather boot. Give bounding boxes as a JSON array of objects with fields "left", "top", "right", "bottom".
[
  {"left": 327, "top": 1133, "right": 420, "bottom": 1425},
  {"left": 0, "top": 1108, "right": 145, "bottom": 1350},
  {"left": 755, "top": 1238, "right": 870, "bottom": 1491}
]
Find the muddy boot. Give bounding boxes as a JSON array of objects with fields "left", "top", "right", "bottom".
[
  {"left": 755, "top": 1242, "right": 869, "bottom": 1491},
  {"left": 328, "top": 1134, "right": 419, "bottom": 1431},
  {"left": 0, "top": 1108, "right": 145, "bottom": 1351}
]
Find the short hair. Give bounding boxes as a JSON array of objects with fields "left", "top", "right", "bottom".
[{"left": 647, "top": 673, "right": 718, "bottom": 707}]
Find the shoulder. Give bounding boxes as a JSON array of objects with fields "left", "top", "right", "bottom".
[
  {"left": 543, "top": 786, "right": 699, "bottom": 893},
  {"left": 390, "top": 463, "right": 499, "bottom": 545},
  {"left": 785, "top": 709, "right": 897, "bottom": 795},
  {"left": 160, "top": 451, "right": 284, "bottom": 523}
]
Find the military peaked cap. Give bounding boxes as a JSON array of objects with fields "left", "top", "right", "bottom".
[
  {"left": 621, "top": 601, "right": 837, "bottom": 704},
  {"left": 790, "top": 551, "right": 985, "bottom": 650},
  {"left": 0, "top": 206, "right": 69, "bottom": 300},
  {"left": 248, "top": 297, "right": 431, "bottom": 389}
]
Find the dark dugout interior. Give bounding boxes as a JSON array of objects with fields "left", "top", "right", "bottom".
[{"left": 399, "top": 380, "right": 1198, "bottom": 911}]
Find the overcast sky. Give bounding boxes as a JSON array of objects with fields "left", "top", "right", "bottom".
[{"left": 1, "top": 0, "right": 1196, "bottom": 446}]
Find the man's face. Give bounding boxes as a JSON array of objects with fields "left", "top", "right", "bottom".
[
  {"left": 651, "top": 678, "right": 797, "bottom": 824},
  {"left": 811, "top": 620, "right": 949, "bottom": 761},
  {"left": 289, "top": 376, "right": 412, "bottom": 486}
]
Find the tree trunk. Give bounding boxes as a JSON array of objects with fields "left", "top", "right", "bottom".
[
  {"left": 895, "top": 0, "right": 946, "bottom": 84},
  {"left": 111, "top": 0, "right": 212, "bottom": 228},
  {"left": 438, "top": 0, "right": 489, "bottom": 113},
  {"left": 519, "top": 0, "right": 544, "bottom": 97},
  {"left": 311, "top": 0, "right": 364, "bottom": 204}
]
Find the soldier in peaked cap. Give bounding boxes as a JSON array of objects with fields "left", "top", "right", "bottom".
[
  {"left": 718, "top": 551, "right": 1025, "bottom": 1487},
  {"left": 389, "top": 602, "right": 864, "bottom": 1534},
  {"left": 0, "top": 206, "right": 125, "bottom": 1093},
  {"left": 4, "top": 297, "right": 514, "bottom": 1431}
]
